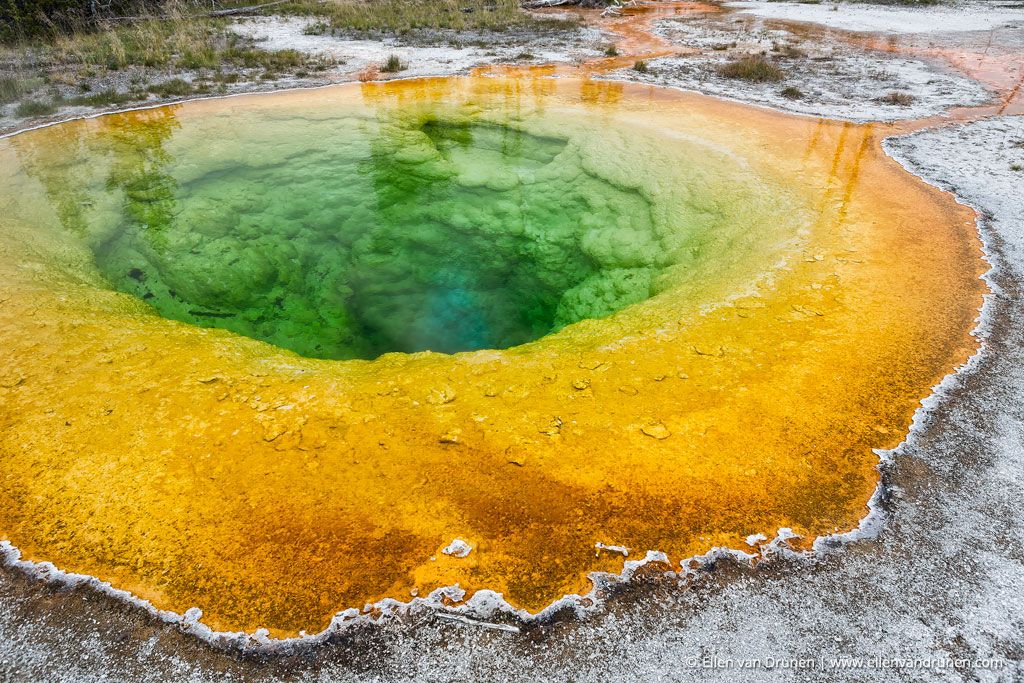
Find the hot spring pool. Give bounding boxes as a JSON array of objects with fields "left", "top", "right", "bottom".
[{"left": 0, "top": 77, "right": 984, "bottom": 637}]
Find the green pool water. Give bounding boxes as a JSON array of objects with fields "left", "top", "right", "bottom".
[
  {"left": 90, "top": 113, "right": 669, "bottom": 360},
  {"left": 5, "top": 82, "right": 803, "bottom": 361}
]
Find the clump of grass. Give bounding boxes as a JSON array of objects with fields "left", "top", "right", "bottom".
[
  {"left": 0, "top": 75, "right": 33, "bottom": 103},
  {"left": 177, "top": 45, "right": 218, "bottom": 70},
  {"left": 603, "top": 44, "right": 618, "bottom": 57},
  {"left": 781, "top": 85, "right": 804, "bottom": 99},
  {"left": 1011, "top": 163, "right": 1022, "bottom": 172},
  {"left": 774, "top": 42, "right": 806, "bottom": 58},
  {"left": 718, "top": 55, "right": 784, "bottom": 83},
  {"left": 303, "top": 20, "right": 331, "bottom": 35},
  {"left": 878, "top": 90, "right": 915, "bottom": 106},
  {"left": 223, "top": 46, "right": 307, "bottom": 70},
  {"left": 633, "top": 60, "right": 649, "bottom": 74},
  {"left": 148, "top": 78, "right": 192, "bottom": 98},
  {"left": 15, "top": 99, "right": 58, "bottom": 117},
  {"left": 515, "top": 51, "right": 535, "bottom": 60},
  {"left": 380, "top": 54, "right": 405, "bottom": 73}
]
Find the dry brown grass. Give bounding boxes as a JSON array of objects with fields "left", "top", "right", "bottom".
[
  {"left": 878, "top": 90, "right": 915, "bottom": 106},
  {"left": 718, "top": 55, "right": 784, "bottom": 83}
]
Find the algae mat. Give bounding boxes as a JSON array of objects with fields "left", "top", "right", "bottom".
[{"left": 0, "top": 77, "right": 984, "bottom": 637}]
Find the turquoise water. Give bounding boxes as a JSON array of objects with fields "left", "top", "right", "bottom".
[{"left": 89, "top": 113, "right": 666, "bottom": 359}]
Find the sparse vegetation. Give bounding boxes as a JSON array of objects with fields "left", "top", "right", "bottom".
[
  {"left": 14, "top": 98, "right": 58, "bottom": 117},
  {"left": 48, "top": 13, "right": 240, "bottom": 70},
  {"left": 0, "top": 2, "right": 338, "bottom": 124},
  {"left": 0, "top": 75, "right": 34, "bottom": 103},
  {"left": 381, "top": 54, "right": 405, "bottom": 72},
  {"left": 718, "top": 55, "right": 784, "bottom": 83},
  {"left": 303, "top": 20, "right": 331, "bottom": 36},
  {"left": 277, "top": 0, "right": 576, "bottom": 34},
  {"left": 2, "top": 0, "right": 572, "bottom": 40},
  {"left": 148, "top": 77, "right": 192, "bottom": 97},
  {"left": 1, "top": 9, "right": 330, "bottom": 74},
  {"left": 878, "top": 90, "right": 915, "bottom": 106},
  {"left": 603, "top": 44, "right": 618, "bottom": 57},
  {"left": 781, "top": 85, "right": 804, "bottom": 99},
  {"left": 773, "top": 42, "right": 806, "bottom": 59},
  {"left": 0, "top": 0, "right": 578, "bottom": 127},
  {"left": 633, "top": 60, "right": 648, "bottom": 74}
]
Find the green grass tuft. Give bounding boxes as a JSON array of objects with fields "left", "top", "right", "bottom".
[
  {"left": 148, "top": 78, "right": 192, "bottom": 98},
  {"left": 1, "top": 75, "right": 32, "bottom": 103},
  {"left": 15, "top": 98, "right": 58, "bottom": 117},
  {"left": 381, "top": 54, "right": 405, "bottom": 73},
  {"left": 718, "top": 55, "right": 784, "bottom": 83}
]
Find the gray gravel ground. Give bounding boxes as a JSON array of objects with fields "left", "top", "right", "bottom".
[{"left": 607, "top": 11, "right": 1018, "bottom": 122}]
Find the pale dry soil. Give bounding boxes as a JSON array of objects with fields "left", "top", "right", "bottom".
[{"left": 607, "top": 6, "right": 1020, "bottom": 121}]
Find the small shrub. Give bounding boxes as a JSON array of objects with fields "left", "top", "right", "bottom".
[
  {"left": 303, "top": 20, "right": 331, "bottom": 35},
  {"left": 718, "top": 55, "right": 784, "bottom": 83},
  {"left": 381, "top": 54, "right": 405, "bottom": 73},
  {"left": 223, "top": 47, "right": 306, "bottom": 70},
  {"left": 781, "top": 86, "right": 804, "bottom": 99},
  {"left": 878, "top": 91, "right": 915, "bottom": 106},
  {"left": 15, "top": 99, "right": 58, "bottom": 117},
  {"left": 774, "top": 43, "right": 806, "bottom": 58},
  {"left": 0, "top": 75, "right": 43, "bottom": 103},
  {"left": 604, "top": 44, "right": 619, "bottom": 57},
  {"left": 633, "top": 60, "right": 649, "bottom": 74},
  {"left": 0, "top": 76, "right": 27, "bottom": 103},
  {"left": 149, "top": 78, "right": 193, "bottom": 98},
  {"left": 1011, "top": 163, "right": 1022, "bottom": 172},
  {"left": 515, "top": 52, "right": 535, "bottom": 60},
  {"left": 178, "top": 46, "right": 218, "bottom": 70}
]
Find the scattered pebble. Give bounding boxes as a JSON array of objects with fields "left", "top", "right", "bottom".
[{"left": 641, "top": 423, "right": 671, "bottom": 440}]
